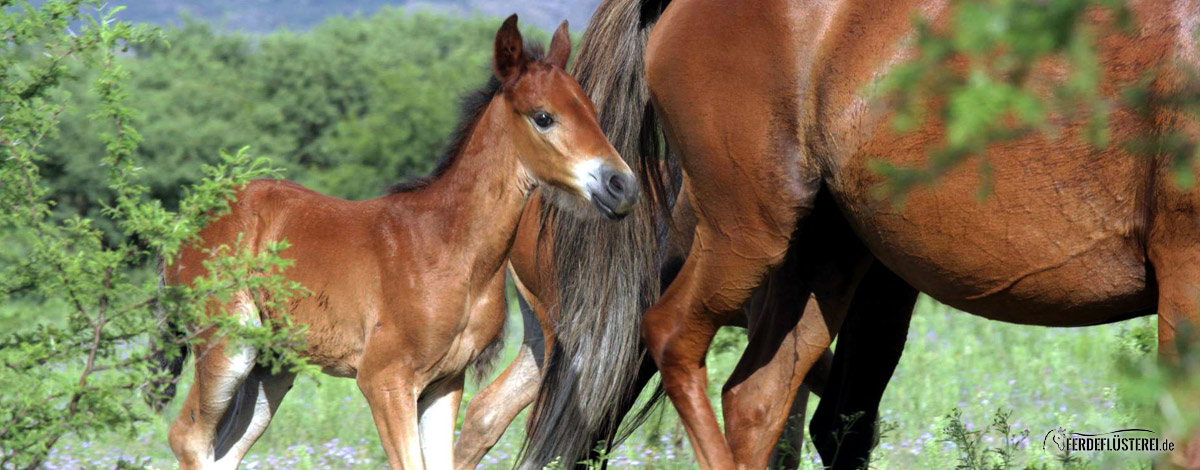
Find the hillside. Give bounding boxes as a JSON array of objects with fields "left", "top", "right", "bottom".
[{"left": 109, "top": 0, "right": 601, "bottom": 32}]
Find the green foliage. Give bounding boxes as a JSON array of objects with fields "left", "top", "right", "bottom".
[
  {"left": 941, "top": 408, "right": 1037, "bottom": 470},
  {"left": 0, "top": 3, "right": 551, "bottom": 467},
  {"left": 1117, "top": 324, "right": 1200, "bottom": 464},
  {"left": 43, "top": 9, "right": 538, "bottom": 227},
  {"left": 872, "top": 0, "right": 1133, "bottom": 200},
  {"left": 0, "top": 2, "right": 307, "bottom": 467}
]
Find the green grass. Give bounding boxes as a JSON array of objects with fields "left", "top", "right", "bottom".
[{"left": 42, "top": 295, "right": 1160, "bottom": 469}]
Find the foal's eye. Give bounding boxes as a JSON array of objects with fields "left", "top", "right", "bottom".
[{"left": 531, "top": 112, "right": 555, "bottom": 130}]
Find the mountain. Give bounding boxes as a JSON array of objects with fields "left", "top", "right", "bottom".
[{"left": 108, "top": 0, "right": 602, "bottom": 32}]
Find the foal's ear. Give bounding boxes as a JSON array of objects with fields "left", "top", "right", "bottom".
[
  {"left": 548, "top": 20, "right": 571, "bottom": 69},
  {"left": 493, "top": 14, "right": 527, "bottom": 82}
]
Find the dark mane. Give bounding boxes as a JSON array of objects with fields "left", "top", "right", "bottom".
[{"left": 387, "top": 43, "right": 548, "bottom": 194}]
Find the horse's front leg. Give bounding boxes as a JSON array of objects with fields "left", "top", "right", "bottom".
[
  {"left": 359, "top": 354, "right": 424, "bottom": 469},
  {"left": 420, "top": 373, "right": 464, "bottom": 470},
  {"left": 1149, "top": 205, "right": 1200, "bottom": 468}
]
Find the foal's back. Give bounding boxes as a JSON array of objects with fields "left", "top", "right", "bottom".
[{"left": 173, "top": 179, "right": 419, "bottom": 377}]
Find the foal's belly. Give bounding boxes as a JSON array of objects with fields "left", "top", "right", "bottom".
[{"left": 827, "top": 140, "right": 1156, "bottom": 325}]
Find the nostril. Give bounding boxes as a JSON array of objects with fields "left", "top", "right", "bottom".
[{"left": 607, "top": 174, "right": 626, "bottom": 195}]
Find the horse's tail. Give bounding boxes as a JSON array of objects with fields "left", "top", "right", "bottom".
[
  {"left": 519, "top": 0, "right": 676, "bottom": 467},
  {"left": 146, "top": 261, "right": 188, "bottom": 412}
]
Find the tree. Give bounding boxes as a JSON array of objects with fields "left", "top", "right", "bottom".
[{"left": 0, "top": 2, "right": 305, "bottom": 467}]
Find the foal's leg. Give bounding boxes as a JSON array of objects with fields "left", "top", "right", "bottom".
[
  {"left": 419, "top": 374, "right": 464, "bottom": 470},
  {"left": 359, "top": 358, "right": 424, "bottom": 469},
  {"left": 454, "top": 345, "right": 541, "bottom": 470},
  {"left": 210, "top": 368, "right": 296, "bottom": 467},
  {"left": 169, "top": 339, "right": 258, "bottom": 470},
  {"left": 169, "top": 295, "right": 262, "bottom": 470},
  {"left": 455, "top": 292, "right": 546, "bottom": 470}
]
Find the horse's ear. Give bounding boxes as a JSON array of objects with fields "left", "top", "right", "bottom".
[
  {"left": 547, "top": 20, "right": 571, "bottom": 69},
  {"left": 493, "top": 15, "right": 526, "bottom": 83}
]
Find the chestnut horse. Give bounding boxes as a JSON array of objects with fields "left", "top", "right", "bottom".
[
  {"left": 448, "top": 14, "right": 854, "bottom": 466},
  {"left": 522, "top": 0, "right": 1200, "bottom": 469},
  {"left": 448, "top": 4, "right": 907, "bottom": 468},
  {"left": 159, "top": 16, "right": 638, "bottom": 469},
  {"left": 453, "top": 188, "right": 844, "bottom": 470}
]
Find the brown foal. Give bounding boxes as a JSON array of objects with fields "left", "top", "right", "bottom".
[{"left": 163, "top": 16, "right": 636, "bottom": 469}]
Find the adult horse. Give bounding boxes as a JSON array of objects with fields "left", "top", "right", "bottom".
[
  {"left": 526, "top": 0, "right": 1200, "bottom": 469},
  {"left": 446, "top": 12, "right": 878, "bottom": 466},
  {"left": 453, "top": 187, "right": 851, "bottom": 470},
  {"left": 158, "top": 17, "right": 638, "bottom": 469}
]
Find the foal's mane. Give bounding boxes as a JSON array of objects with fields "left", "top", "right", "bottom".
[{"left": 387, "top": 44, "right": 548, "bottom": 194}]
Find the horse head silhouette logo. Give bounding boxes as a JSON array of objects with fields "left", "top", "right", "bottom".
[{"left": 1043, "top": 427, "right": 1069, "bottom": 452}]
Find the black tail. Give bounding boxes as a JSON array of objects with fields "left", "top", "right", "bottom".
[
  {"left": 146, "top": 262, "right": 188, "bottom": 412},
  {"left": 519, "top": 0, "right": 676, "bottom": 467}
]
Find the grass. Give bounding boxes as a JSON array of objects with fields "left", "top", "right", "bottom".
[{"left": 41, "top": 294, "right": 1161, "bottom": 469}]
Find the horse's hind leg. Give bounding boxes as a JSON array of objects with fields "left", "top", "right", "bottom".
[
  {"left": 639, "top": 149, "right": 821, "bottom": 470},
  {"left": 454, "top": 345, "right": 540, "bottom": 469},
  {"left": 810, "top": 261, "right": 916, "bottom": 470},
  {"left": 641, "top": 194, "right": 808, "bottom": 470},
  {"left": 721, "top": 207, "right": 872, "bottom": 469},
  {"left": 455, "top": 291, "right": 545, "bottom": 470},
  {"left": 419, "top": 374, "right": 464, "bottom": 470},
  {"left": 169, "top": 295, "right": 263, "bottom": 470},
  {"left": 643, "top": 1, "right": 828, "bottom": 466},
  {"left": 211, "top": 368, "right": 296, "bottom": 467}
]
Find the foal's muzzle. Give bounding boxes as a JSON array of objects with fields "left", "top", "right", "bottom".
[{"left": 587, "top": 166, "right": 639, "bottom": 220}]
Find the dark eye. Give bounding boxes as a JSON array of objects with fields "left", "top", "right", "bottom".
[{"left": 531, "top": 112, "right": 555, "bottom": 130}]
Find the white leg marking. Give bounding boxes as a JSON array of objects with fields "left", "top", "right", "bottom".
[
  {"left": 212, "top": 375, "right": 287, "bottom": 470},
  {"left": 201, "top": 292, "right": 262, "bottom": 469},
  {"left": 419, "top": 389, "right": 459, "bottom": 469}
]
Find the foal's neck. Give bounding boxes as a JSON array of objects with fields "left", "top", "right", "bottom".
[{"left": 394, "top": 96, "right": 532, "bottom": 290}]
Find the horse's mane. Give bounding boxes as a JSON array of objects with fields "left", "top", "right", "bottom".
[{"left": 387, "top": 44, "right": 547, "bottom": 194}]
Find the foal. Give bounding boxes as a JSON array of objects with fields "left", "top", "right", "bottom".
[{"left": 163, "top": 16, "right": 637, "bottom": 469}]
